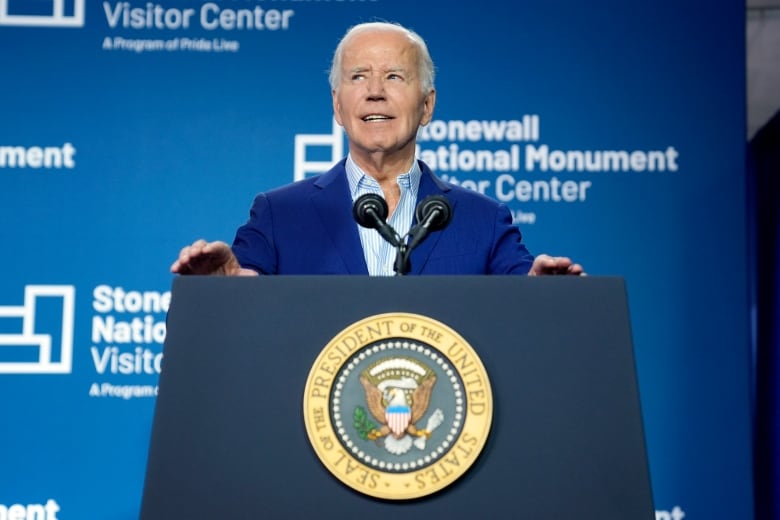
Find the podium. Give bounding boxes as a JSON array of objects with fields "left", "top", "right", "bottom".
[{"left": 140, "top": 276, "right": 654, "bottom": 519}]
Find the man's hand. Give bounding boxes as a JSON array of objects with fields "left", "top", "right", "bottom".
[
  {"left": 170, "top": 239, "right": 257, "bottom": 276},
  {"left": 528, "top": 254, "right": 585, "bottom": 276}
]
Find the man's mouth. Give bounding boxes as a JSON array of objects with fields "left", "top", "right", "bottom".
[{"left": 362, "top": 114, "right": 392, "bottom": 122}]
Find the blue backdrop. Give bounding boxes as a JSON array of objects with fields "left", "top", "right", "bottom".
[{"left": 0, "top": 1, "right": 753, "bottom": 518}]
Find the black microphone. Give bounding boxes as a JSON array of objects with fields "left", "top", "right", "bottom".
[
  {"left": 352, "top": 193, "right": 403, "bottom": 247},
  {"left": 406, "top": 195, "right": 453, "bottom": 251}
]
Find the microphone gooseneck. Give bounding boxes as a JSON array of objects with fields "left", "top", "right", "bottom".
[
  {"left": 353, "top": 193, "right": 402, "bottom": 247},
  {"left": 406, "top": 195, "right": 453, "bottom": 252},
  {"left": 351, "top": 193, "right": 453, "bottom": 276}
]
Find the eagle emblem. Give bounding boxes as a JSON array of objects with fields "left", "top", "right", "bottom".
[
  {"left": 356, "top": 357, "right": 444, "bottom": 455},
  {"left": 304, "top": 314, "right": 493, "bottom": 499}
]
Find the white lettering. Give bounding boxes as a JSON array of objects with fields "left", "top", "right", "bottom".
[
  {"left": 525, "top": 144, "right": 679, "bottom": 172},
  {"left": 91, "top": 315, "right": 167, "bottom": 344},
  {"left": 91, "top": 346, "right": 163, "bottom": 375},
  {"left": 0, "top": 499, "right": 60, "bottom": 520},
  {"left": 0, "top": 144, "right": 76, "bottom": 169},
  {"left": 200, "top": 3, "right": 294, "bottom": 31},
  {"left": 656, "top": 506, "right": 686, "bottom": 520},
  {"left": 108, "top": 36, "right": 165, "bottom": 53},
  {"left": 494, "top": 174, "right": 591, "bottom": 203},
  {"left": 103, "top": 2, "right": 195, "bottom": 29},
  {"left": 92, "top": 285, "right": 171, "bottom": 313},
  {"left": 438, "top": 175, "right": 491, "bottom": 195},
  {"left": 417, "top": 144, "right": 520, "bottom": 172},
  {"left": 418, "top": 116, "right": 540, "bottom": 142},
  {"left": 89, "top": 382, "right": 159, "bottom": 399},
  {"left": 511, "top": 209, "right": 536, "bottom": 225}
]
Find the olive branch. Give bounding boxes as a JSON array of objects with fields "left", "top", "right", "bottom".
[{"left": 353, "top": 406, "right": 377, "bottom": 440}]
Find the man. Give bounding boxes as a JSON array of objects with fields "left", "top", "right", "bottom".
[{"left": 172, "top": 22, "right": 583, "bottom": 277}]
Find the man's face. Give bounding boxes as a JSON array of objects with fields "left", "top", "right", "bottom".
[{"left": 332, "top": 29, "right": 435, "bottom": 162}]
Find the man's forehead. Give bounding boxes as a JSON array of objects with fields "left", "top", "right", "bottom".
[
  {"left": 347, "top": 65, "right": 409, "bottom": 73},
  {"left": 343, "top": 32, "right": 416, "bottom": 55},
  {"left": 341, "top": 43, "right": 418, "bottom": 70}
]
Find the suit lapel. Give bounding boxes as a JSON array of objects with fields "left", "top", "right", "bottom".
[
  {"left": 408, "top": 163, "right": 455, "bottom": 275},
  {"left": 311, "top": 162, "right": 369, "bottom": 274}
]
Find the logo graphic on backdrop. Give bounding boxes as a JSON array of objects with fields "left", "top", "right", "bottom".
[
  {"left": 0, "top": 286, "right": 74, "bottom": 374},
  {"left": 294, "top": 118, "right": 345, "bottom": 182},
  {"left": 0, "top": 0, "right": 84, "bottom": 27},
  {"left": 303, "top": 313, "right": 493, "bottom": 500}
]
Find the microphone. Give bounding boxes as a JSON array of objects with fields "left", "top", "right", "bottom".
[
  {"left": 352, "top": 193, "right": 402, "bottom": 247},
  {"left": 406, "top": 195, "right": 453, "bottom": 251}
]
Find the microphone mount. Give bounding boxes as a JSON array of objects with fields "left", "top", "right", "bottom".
[{"left": 352, "top": 193, "right": 453, "bottom": 276}]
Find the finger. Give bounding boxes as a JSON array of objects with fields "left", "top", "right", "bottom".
[
  {"left": 175, "top": 249, "right": 195, "bottom": 271},
  {"left": 202, "top": 240, "right": 229, "bottom": 255},
  {"left": 546, "top": 257, "right": 574, "bottom": 274},
  {"left": 177, "top": 245, "right": 191, "bottom": 261},
  {"left": 536, "top": 254, "right": 555, "bottom": 271},
  {"left": 171, "top": 258, "right": 192, "bottom": 274},
  {"left": 171, "top": 247, "right": 192, "bottom": 273},
  {"left": 191, "top": 239, "right": 208, "bottom": 251},
  {"left": 172, "top": 240, "right": 207, "bottom": 274},
  {"left": 171, "top": 253, "right": 195, "bottom": 274}
]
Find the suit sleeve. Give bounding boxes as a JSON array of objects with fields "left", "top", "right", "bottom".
[
  {"left": 231, "top": 193, "right": 277, "bottom": 275},
  {"left": 487, "top": 203, "right": 535, "bottom": 275}
]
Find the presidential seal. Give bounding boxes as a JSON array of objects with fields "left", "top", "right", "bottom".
[{"left": 303, "top": 313, "right": 493, "bottom": 500}]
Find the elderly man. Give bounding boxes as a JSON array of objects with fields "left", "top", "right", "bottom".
[{"left": 172, "top": 22, "right": 583, "bottom": 277}]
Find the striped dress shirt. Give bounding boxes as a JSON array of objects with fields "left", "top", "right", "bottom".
[{"left": 345, "top": 155, "right": 421, "bottom": 276}]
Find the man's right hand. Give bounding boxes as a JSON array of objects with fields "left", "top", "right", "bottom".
[{"left": 170, "top": 239, "right": 257, "bottom": 276}]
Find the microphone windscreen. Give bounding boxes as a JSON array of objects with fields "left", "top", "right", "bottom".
[
  {"left": 415, "top": 195, "right": 452, "bottom": 230},
  {"left": 353, "top": 193, "right": 389, "bottom": 228}
]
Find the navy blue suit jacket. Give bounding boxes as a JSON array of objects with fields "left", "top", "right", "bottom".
[{"left": 232, "top": 160, "right": 534, "bottom": 275}]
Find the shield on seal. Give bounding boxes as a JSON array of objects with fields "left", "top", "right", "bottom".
[{"left": 385, "top": 404, "right": 412, "bottom": 437}]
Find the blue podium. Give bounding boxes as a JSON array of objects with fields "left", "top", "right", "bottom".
[{"left": 140, "top": 276, "right": 654, "bottom": 518}]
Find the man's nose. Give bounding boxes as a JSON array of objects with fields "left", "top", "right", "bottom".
[{"left": 365, "top": 75, "right": 385, "bottom": 97}]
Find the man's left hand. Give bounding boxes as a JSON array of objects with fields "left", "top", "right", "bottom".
[{"left": 528, "top": 254, "right": 585, "bottom": 276}]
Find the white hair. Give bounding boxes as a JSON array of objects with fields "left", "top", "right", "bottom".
[{"left": 328, "top": 21, "right": 435, "bottom": 94}]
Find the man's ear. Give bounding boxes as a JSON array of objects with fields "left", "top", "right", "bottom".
[
  {"left": 332, "top": 90, "right": 343, "bottom": 126},
  {"left": 421, "top": 89, "right": 436, "bottom": 126}
]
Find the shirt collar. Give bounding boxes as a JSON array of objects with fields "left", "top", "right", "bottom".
[{"left": 345, "top": 155, "right": 422, "bottom": 201}]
